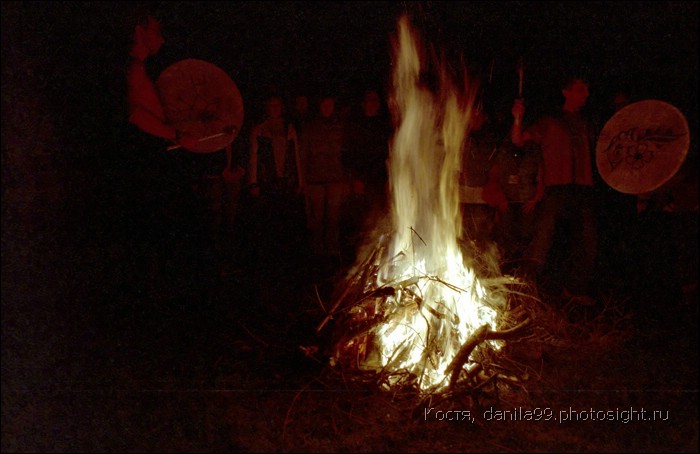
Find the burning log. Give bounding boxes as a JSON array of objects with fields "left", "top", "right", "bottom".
[{"left": 445, "top": 318, "right": 531, "bottom": 389}]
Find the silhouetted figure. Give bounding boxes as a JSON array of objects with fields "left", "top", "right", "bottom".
[
  {"left": 342, "top": 89, "right": 392, "bottom": 259},
  {"left": 124, "top": 15, "right": 213, "bottom": 307},
  {"left": 300, "top": 95, "right": 348, "bottom": 265},
  {"left": 290, "top": 93, "right": 312, "bottom": 140},
  {"left": 482, "top": 138, "right": 544, "bottom": 270},
  {"left": 244, "top": 93, "right": 306, "bottom": 280},
  {"left": 511, "top": 73, "right": 598, "bottom": 302},
  {"left": 458, "top": 104, "right": 501, "bottom": 251}
]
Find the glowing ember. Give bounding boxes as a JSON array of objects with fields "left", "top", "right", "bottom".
[{"left": 328, "top": 16, "right": 506, "bottom": 392}]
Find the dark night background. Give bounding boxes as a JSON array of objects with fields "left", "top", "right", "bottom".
[
  {"left": 2, "top": 1, "right": 698, "bottom": 219},
  {"left": 2, "top": 1, "right": 698, "bottom": 452}
]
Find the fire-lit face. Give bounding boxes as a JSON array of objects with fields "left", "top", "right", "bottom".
[
  {"left": 266, "top": 98, "right": 284, "bottom": 119},
  {"left": 471, "top": 105, "right": 487, "bottom": 131},
  {"left": 362, "top": 91, "right": 381, "bottom": 117},
  {"left": 319, "top": 97, "right": 335, "bottom": 118},
  {"left": 562, "top": 79, "right": 589, "bottom": 111},
  {"left": 295, "top": 95, "right": 308, "bottom": 115}
]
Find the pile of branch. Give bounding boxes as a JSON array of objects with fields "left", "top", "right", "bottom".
[
  {"left": 315, "top": 234, "right": 544, "bottom": 398},
  {"left": 315, "top": 243, "right": 635, "bottom": 413}
]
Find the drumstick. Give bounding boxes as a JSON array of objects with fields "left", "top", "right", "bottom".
[
  {"left": 166, "top": 131, "right": 230, "bottom": 151},
  {"left": 515, "top": 58, "right": 524, "bottom": 127}
]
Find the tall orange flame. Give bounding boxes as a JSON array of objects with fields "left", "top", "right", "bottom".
[{"left": 332, "top": 15, "right": 506, "bottom": 392}]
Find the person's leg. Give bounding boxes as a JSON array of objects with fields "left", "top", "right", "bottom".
[
  {"left": 223, "top": 177, "right": 242, "bottom": 232},
  {"left": 207, "top": 176, "right": 224, "bottom": 226},
  {"left": 522, "top": 189, "right": 561, "bottom": 284},
  {"left": 325, "top": 182, "right": 346, "bottom": 257},
  {"left": 305, "top": 184, "right": 325, "bottom": 256},
  {"left": 493, "top": 206, "right": 518, "bottom": 263},
  {"left": 567, "top": 191, "right": 598, "bottom": 297}
]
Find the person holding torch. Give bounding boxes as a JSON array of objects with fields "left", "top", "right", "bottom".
[{"left": 508, "top": 68, "right": 599, "bottom": 305}]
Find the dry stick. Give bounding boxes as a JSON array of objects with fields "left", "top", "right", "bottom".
[
  {"left": 427, "top": 274, "right": 469, "bottom": 293},
  {"left": 236, "top": 320, "right": 269, "bottom": 347},
  {"left": 281, "top": 377, "right": 319, "bottom": 451},
  {"left": 316, "top": 285, "right": 381, "bottom": 334},
  {"left": 409, "top": 226, "right": 425, "bottom": 275},
  {"left": 313, "top": 284, "right": 327, "bottom": 314},
  {"left": 416, "top": 301, "right": 432, "bottom": 390},
  {"left": 409, "top": 226, "right": 427, "bottom": 246},
  {"left": 316, "top": 284, "right": 353, "bottom": 333},
  {"left": 446, "top": 325, "right": 489, "bottom": 387},
  {"left": 445, "top": 318, "right": 532, "bottom": 389},
  {"left": 316, "top": 245, "right": 385, "bottom": 333},
  {"left": 359, "top": 244, "right": 384, "bottom": 284},
  {"left": 316, "top": 266, "right": 401, "bottom": 334}
]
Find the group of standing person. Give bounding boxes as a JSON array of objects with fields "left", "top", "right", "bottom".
[
  {"left": 245, "top": 89, "right": 392, "bottom": 272},
  {"left": 126, "top": 14, "right": 695, "bottom": 310},
  {"left": 462, "top": 73, "right": 606, "bottom": 304},
  {"left": 124, "top": 14, "right": 392, "bottom": 289},
  {"left": 242, "top": 72, "right": 604, "bottom": 305},
  {"left": 123, "top": 11, "right": 602, "bottom": 305},
  {"left": 462, "top": 71, "right": 696, "bottom": 311}
]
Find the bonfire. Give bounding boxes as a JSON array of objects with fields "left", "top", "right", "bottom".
[{"left": 316, "top": 16, "right": 536, "bottom": 396}]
